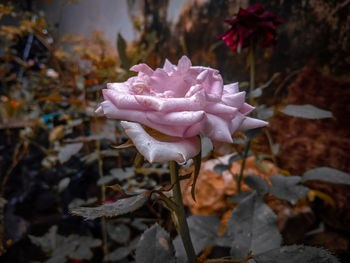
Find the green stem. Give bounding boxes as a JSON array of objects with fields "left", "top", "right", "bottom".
[
  {"left": 249, "top": 41, "right": 255, "bottom": 106},
  {"left": 237, "top": 140, "right": 251, "bottom": 193},
  {"left": 169, "top": 161, "right": 196, "bottom": 263},
  {"left": 96, "top": 139, "right": 109, "bottom": 257}
]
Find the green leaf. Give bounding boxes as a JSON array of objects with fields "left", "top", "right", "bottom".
[
  {"left": 245, "top": 175, "right": 269, "bottom": 196},
  {"left": 213, "top": 154, "right": 242, "bottom": 176},
  {"left": 173, "top": 215, "right": 221, "bottom": 262},
  {"left": 255, "top": 105, "right": 275, "bottom": 121},
  {"left": 117, "top": 33, "right": 130, "bottom": 70},
  {"left": 213, "top": 163, "right": 231, "bottom": 176},
  {"left": 70, "top": 192, "right": 148, "bottom": 220},
  {"left": 244, "top": 128, "right": 262, "bottom": 140},
  {"left": 230, "top": 192, "right": 252, "bottom": 204},
  {"left": 58, "top": 143, "right": 83, "bottom": 164},
  {"left": 281, "top": 104, "right": 333, "bottom": 119},
  {"left": 29, "top": 226, "right": 101, "bottom": 263},
  {"left": 229, "top": 154, "right": 243, "bottom": 164},
  {"left": 97, "top": 167, "right": 135, "bottom": 186},
  {"left": 254, "top": 245, "right": 340, "bottom": 263},
  {"left": 135, "top": 224, "right": 175, "bottom": 263},
  {"left": 104, "top": 246, "right": 130, "bottom": 262},
  {"left": 201, "top": 135, "right": 213, "bottom": 158},
  {"left": 187, "top": 215, "right": 220, "bottom": 254},
  {"left": 302, "top": 167, "right": 350, "bottom": 185},
  {"left": 249, "top": 73, "right": 280, "bottom": 99},
  {"left": 107, "top": 223, "right": 130, "bottom": 244},
  {"left": 227, "top": 192, "right": 281, "bottom": 259},
  {"left": 269, "top": 175, "right": 309, "bottom": 205}
]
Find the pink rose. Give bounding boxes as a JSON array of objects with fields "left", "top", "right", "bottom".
[{"left": 96, "top": 56, "right": 266, "bottom": 163}]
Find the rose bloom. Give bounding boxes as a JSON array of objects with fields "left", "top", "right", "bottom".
[
  {"left": 96, "top": 56, "right": 266, "bottom": 164},
  {"left": 218, "top": 4, "right": 283, "bottom": 52}
]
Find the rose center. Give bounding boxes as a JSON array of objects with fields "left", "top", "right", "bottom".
[{"left": 132, "top": 73, "right": 150, "bottom": 94}]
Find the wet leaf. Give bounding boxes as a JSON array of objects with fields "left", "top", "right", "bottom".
[
  {"left": 227, "top": 192, "right": 281, "bottom": 259},
  {"left": 302, "top": 167, "right": 350, "bottom": 185},
  {"left": 230, "top": 192, "right": 253, "bottom": 204},
  {"left": 245, "top": 175, "right": 269, "bottom": 196},
  {"left": 254, "top": 245, "right": 340, "bottom": 263},
  {"left": 270, "top": 175, "right": 309, "bottom": 205},
  {"left": 281, "top": 104, "right": 333, "bottom": 119},
  {"left": 70, "top": 192, "right": 148, "bottom": 220},
  {"left": 201, "top": 135, "right": 213, "bottom": 158},
  {"left": 29, "top": 226, "right": 101, "bottom": 263},
  {"left": 188, "top": 215, "right": 220, "bottom": 253},
  {"left": 135, "top": 223, "right": 175, "bottom": 263},
  {"left": 213, "top": 154, "right": 242, "bottom": 176},
  {"left": 244, "top": 128, "right": 262, "bottom": 140},
  {"left": 58, "top": 143, "right": 83, "bottom": 164},
  {"left": 97, "top": 167, "right": 135, "bottom": 186},
  {"left": 255, "top": 105, "right": 275, "bottom": 121},
  {"left": 213, "top": 163, "right": 231, "bottom": 176},
  {"left": 107, "top": 223, "right": 130, "bottom": 244},
  {"left": 174, "top": 215, "right": 221, "bottom": 261},
  {"left": 104, "top": 246, "right": 130, "bottom": 261}
]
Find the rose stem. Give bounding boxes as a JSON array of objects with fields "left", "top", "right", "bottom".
[
  {"left": 169, "top": 161, "right": 197, "bottom": 263},
  {"left": 96, "top": 140, "right": 109, "bottom": 257},
  {"left": 237, "top": 140, "right": 251, "bottom": 193},
  {"left": 237, "top": 40, "right": 256, "bottom": 193},
  {"left": 249, "top": 40, "right": 255, "bottom": 105},
  {"left": 95, "top": 135, "right": 108, "bottom": 257}
]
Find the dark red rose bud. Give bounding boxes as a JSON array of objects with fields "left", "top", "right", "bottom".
[{"left": 218, "top": 4, "right": 283, "bottom": 52}]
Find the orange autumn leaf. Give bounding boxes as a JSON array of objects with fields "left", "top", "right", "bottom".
[
  {"left": 9, "top": 99, "right": 21, "bottom": 111},
  {"left": 37, "top": 94, "right": 62, "bottom": 102}
]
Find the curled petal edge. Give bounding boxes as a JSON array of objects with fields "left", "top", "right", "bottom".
[{"left": 121, "top": 121, "right": 201, "bottom": 165}]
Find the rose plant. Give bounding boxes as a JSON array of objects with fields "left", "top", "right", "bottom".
[
  {"left": 77, "top": 56, "right": 266, "bottom": 262},
  {"left": 71, "top": 56, "right": 343, "bottom": 263}
]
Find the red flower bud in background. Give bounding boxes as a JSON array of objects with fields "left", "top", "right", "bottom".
[{"left": 218, "top": 4, "right": 283, "bottom": 52}]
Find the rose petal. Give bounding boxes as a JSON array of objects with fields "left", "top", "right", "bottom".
[
  {"left": 240, "top": 102, "right": 255, "bottom": 114},
  {"left": 203, "top": 71, "right": 223, "bottom": 102},
  {"left": 121, "top": 121, "right": 200, "bottom": 164},
  {"left": 196, "top": 69, "right": 209, "bottom": 84},
  {"left": 221, "top": 91, "right": 246, "bottom": 108},
  {"left": 177, "top": 56, "right": 192, "bottom": 74},
  {"left": 183, "top": 122, "right": 202, "bottom": 137},
  {"left": 239, "top": 117, "right": 268, "bottom": 131},
  {"left": 146, "top": 111, "right": 205, "bottom": 126},
  {"left": 102, "top": 89, "right": 147, "bottom": 110},
  {"left": 107, "top": 82, "right": 131, "bottom": 93},
  {"left": 205, "top": 103, "right": 238, "bottom": 118},
  {"left": 229, "top": 113, "right": 246, "bottom": 133},
  {"left": 185, "top": 84, "right": 203, "bottom": 98},
  {"left": 99, "top": 101, "right": 188, "bottom": 137},
  {"left": 130, "top": 63, "right": 154, "bottom": 76},
  {"left": 163, "top": 59, "right": 176, "bottom": 74},
  {"left": 223, "top": 82, "right": 239, "bottom": 94},
  {"left": 135, "top": 90, "right": 206, "bottom": 112},
  {"left": 201, "top": 114, "right": 233, "bottom": 143}
]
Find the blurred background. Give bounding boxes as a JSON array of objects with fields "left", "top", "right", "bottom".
[{"left": 0, "top": 0, "right": 349, "bottom": 262}]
